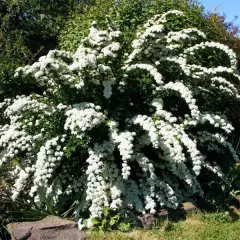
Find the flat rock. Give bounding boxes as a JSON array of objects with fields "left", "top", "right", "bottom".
[
  {"left": 157, "top": 209, "right": 169, "bottom": 221},
  {"left": 7, "top": 216, "right": 86, "bottom": 240},
  {"left": 230, "top": 195, "right": 240, "bottom": 208},
  {"left": 235, "top": 195, "right": 240, "bottom": 203},
  {"left": 180, "top": 202, "right": 197, "bottom": 212},
  {"left": 138, "top": 213, "right": 155, "bottom": 229}
]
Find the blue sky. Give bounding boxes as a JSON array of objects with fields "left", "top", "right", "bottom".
[{"left": 200, "top": 0, "right": 240, "bottom": 26}]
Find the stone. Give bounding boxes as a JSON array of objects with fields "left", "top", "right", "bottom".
[
  {"left": 7, "top": 223, "right": 32, "bottom": 240},
  {"left": 230, "top": 195, "right": 240, "bottom": 208},
  {"left": 138, "top": 213, "right": 155, "bottom": 229},
  {"left": 235, "top": 195, "right": 240, "bottom": 203},
  {"left": 157, "top": 209, "right": 169, "bottom": 221},
  {"left": 180, "top": 202, "right": 197, "bottom": 212},
  {"left": 7, "top": 216, "right": 86, "bottom": 240},
  {"left": 229, "top": 206, "right": 240, "bottom": 221}
]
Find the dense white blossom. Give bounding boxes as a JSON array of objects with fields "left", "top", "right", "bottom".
[
  {"left": 64, "top": 103, "right": 106, "bottom": 138},
  {"left": 1, "top": 10, "right": 239, "bottom": 228}
]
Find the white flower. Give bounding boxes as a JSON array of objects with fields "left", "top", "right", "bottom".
[{"left": 1, "top": 9, "right": 239, "bottom": 221}]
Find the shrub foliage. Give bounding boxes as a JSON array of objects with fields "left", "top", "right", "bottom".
[
  {"left": 0, "top": 0, "right": 91, "bottom": 100},
  {"left": 0, "top": 10, "right": 240, "bottom": 225},
  {"left": 59, "top": 0, "right": 211, "bottom": 52}
]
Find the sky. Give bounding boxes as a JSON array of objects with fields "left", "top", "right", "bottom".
[{"left": 200, "top": 0, "right": 240, "bottom": 26}]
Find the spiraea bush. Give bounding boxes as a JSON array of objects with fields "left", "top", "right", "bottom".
[{"left": 0, "top": 10, "right": 240, "bottom": 227}]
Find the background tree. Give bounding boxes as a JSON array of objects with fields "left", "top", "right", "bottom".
[
  {"left": 206, "top": 9, "right": 240, "bottom": 70},
  {"left": 0, "top": 0, "right": 92, "bottom": 100}
]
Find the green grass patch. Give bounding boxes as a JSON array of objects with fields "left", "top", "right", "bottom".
[{"left": 88, "top": 213, "right": 240, "bottom": 240}]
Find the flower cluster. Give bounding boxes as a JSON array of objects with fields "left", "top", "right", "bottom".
[
  {"left": 183, "top": 41, "right": 237, "bottom": 69},
  {"left": 64, "top": 103, "right": 105, "bottom": 138},
  {"left": 0, "top": 10, "right": 239, "bottom": 226},
  {"left": 109, "top": 122, "right": 135, "bottom": 179}
]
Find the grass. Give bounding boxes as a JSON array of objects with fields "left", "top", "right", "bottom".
[{"left": 87, "top": 213, "right": 240, "bottom": 240}]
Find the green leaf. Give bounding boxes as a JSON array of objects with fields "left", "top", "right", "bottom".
[
  {"left": 109, "top": 218, "right": 116, "bottom": 226},
  {"left": 102, "top": 206, "right": 110, "bottom": 217},
  {"left": 101, "top": 218, "right": 107, "bottom": 228},
  {"left": 91, "top": 217, "right": 101, "bottom": 226},
  {"left": 112, "top": 215, "right": 120, "bottom": 222},
  {"left": 118, "top": 222, "right": 131, "bottom": 232}
]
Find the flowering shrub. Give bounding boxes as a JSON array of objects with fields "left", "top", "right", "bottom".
[
  {"left": 0, "top": 10, "right": 240, "bottom": 225},
  {"left": 59, "top": 0, "right": 211, "bottom": 53}
]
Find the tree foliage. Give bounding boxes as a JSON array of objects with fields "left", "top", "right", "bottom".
[
  {"left": 0, "top": 0, "right": 90, "bottom": 100},
  {"left": 205, "top": 10, "right": 240, "bottom": 70}
]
